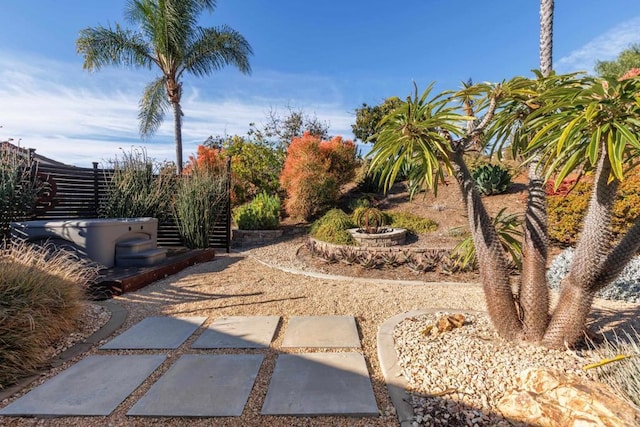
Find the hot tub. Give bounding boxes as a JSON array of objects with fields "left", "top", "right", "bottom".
[{"left": 10, "top": 217, "right": 158, "bottom": 268}]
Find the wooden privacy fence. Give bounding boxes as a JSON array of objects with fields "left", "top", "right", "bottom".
[{"left": 30, "top": 159, "right": 231, "bottom": 252}]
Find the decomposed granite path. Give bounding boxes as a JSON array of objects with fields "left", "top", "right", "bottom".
[{"left": 0, "top": 315, "right": 379, "bottom": 419}]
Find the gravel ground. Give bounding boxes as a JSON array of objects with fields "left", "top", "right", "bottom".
[{"left": 2, "top": 236, "right": 639, "bottom": 426}]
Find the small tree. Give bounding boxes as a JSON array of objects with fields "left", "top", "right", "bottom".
[
  {"left": 280, "top": 132, "right": 356, "bottom": 220},
  {"left": 204, "top": 135, "right": 283, "bottom": 205},
  {"left": 595, "top": 44, "right": 640, "bottom": 78},
  {"left": 352, "top": 97, "right": 402, "bottom": 143},
  {"left": 371, "top": 72, "right": 640, "bottom": 349}
]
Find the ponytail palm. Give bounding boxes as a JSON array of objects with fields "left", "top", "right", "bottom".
[
  {"left": 371, "top": 73, "right": 640, "bottom": 349},
  {"left": 77, "top": 0, "right": 253, "bottom": 174}
]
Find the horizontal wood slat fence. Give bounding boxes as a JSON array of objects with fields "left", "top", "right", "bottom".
[{"left": 30, "top": 160, "right": 231, "bottom": 252}]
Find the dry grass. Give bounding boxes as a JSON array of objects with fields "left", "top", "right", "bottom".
[
  {"left": 0, "top": 242, "right": 99, "bottom": 388},
  {"left": 590, "top": 329, "right": 640, "bottom": 408}
]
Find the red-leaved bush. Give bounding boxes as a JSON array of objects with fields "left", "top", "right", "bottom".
[
  {"left": 280, "top": 132, "right": 356, "bottom": 220},
  {"left": 183, "top": 145, "right": 226, "bottom": 175}
]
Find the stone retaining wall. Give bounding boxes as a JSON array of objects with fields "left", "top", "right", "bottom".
[
  {"left": 308, "top": 237, "right": 452, "bottom": 260},
  {"left": 232, "top": 229, "right": 284, "bottom": 247}
]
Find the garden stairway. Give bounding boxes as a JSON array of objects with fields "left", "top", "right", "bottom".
[{"left": 115, "top": 238, "right": 167, "bottom": 268}]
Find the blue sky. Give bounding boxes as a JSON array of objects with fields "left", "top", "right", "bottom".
[{"left": 2, "top": 1, "right": 640, "bottom": 167}]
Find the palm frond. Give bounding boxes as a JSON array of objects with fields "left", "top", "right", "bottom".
[
  {"left": 182, "top": 25, "right": 253, "bottom": 77},
  {"left": 139, "top": 76, "right": 170, "bottom": 138},
  {"left": 76, "top": 24, "right": 153, "bottom": 71}
]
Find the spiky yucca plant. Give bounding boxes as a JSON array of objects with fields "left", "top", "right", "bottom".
[{"left": 370, "top": 72, "right": 640, "bottom": 349}]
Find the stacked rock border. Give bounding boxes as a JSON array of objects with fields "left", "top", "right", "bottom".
[{"left": 307, "top": 237, "right": 474, "bottom": 274}]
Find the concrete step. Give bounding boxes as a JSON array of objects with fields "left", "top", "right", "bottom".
[
  {"left": 115, "top": 238, "right": 156, "bottom": 256},
  {"left": 115, "top": 248, "right": 167, "bottom": 268}
]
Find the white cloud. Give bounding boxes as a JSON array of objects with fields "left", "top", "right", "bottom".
[
  {"left": 557, "top": 17, "right": 640, "bottom": 73},
  {"left": 0, "top": 51, "right": 355, "bottom": 167}
]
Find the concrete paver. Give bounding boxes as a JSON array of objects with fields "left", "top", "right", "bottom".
[
  {"left": 128, "top": 354, "right": 264, "bottom": 417},
  {"left": 192, "top": 316, "right": 279, "bottom": 349},
  {"left": 101, "top": 316, "right": 206, "bottom": 349},
  {"left": 0, "top": 355, "right": 165, "bottom": 417},
  {"left": 282, "top": 316, "right": 360, "bottom": 348},
  {"left": 261, "top": 352, "right": 378, "bottom": 416}
]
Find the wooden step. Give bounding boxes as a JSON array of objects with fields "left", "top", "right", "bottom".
[
  {"left": 115, "top": 248, "right": 167, "bottom": 268},
  {"left": 116, "top": 239, "right": 156, "bottom": 256}
]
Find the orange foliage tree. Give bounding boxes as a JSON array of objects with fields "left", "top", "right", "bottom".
[
  {"left": 183, "top": 145, "right": 226, "bottom": 175},
  {"left": 279, "top": 132, "right": 356, "bottom": 220}
]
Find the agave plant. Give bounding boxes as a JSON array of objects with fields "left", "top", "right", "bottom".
[
  {"left": 358, "top": 253, "right": 380, "bottom": 269},
  {"left": 471, "top": 164, "right": 512, "bottom": 195}
]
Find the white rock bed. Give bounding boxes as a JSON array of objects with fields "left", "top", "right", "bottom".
[{"left": 393, "top": 312, "right": 598, "bottom": 426}]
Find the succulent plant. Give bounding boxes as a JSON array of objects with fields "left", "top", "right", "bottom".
[{"left": 471, "top": 164, "right": 511, "bottom": 196}]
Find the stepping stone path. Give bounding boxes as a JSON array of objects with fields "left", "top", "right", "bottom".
[{"left": 0, "top": 315, "right": 378, "bottom": 419}]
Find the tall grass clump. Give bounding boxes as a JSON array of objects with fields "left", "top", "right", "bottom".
[
  {"left": 588, "top": 329, "right": 640, "bottom": 408},
  {"left": 100, "top": 148, "right": 176, "bottom": 220},
  {"left": 174, "top": 164, "right": 228, "bottom": 248},
  {"left": 232, "top": 192, "right": 280, "bottom": 230},
  {"left": 0, "top": 147, "right": 41, "bottom": 241},
  {"left": 0, "top": 241, "right": 98, "bottom": 388}
]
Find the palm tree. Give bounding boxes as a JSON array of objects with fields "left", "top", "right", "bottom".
[
  {"left": 370, "top": 73, "right": 640, "bottom": 349},
  {"left": 77, "top": 0, "right": 253, "bottom": 174},
  {"left": 517, "top": 0, "right": 556, "bottom": 342}
]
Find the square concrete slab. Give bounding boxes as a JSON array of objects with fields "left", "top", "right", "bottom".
[
  {"left": 127, "top": 354, "right": 264, "bottom": 417},
  {"left": 101, "top": 316, "right": 207, "bottom": 349},
  {"left": 0, "top": 355, "right": 165, "bottom": 417},
  {"left": 192, "top": 316, "right": 279, "bottom": 349},
  {"left": 261, "top": 353, "right": 377, "bottom": 416},
  {"left": 281, "top": 316, "right": 360, "bottom": 348}
]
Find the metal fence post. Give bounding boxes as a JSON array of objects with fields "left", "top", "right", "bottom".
[{"left": 92, "top": 162, "right": 99, "bottom": 217}]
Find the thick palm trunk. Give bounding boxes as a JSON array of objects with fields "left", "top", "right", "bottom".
[
  {"left": 451, "top": 151, "right": 522, "bottom": 340},
  {"left": 519, "top": 172, "right": 550, "bottom": 341},
  {"left": 595, "top": 220, "right": 640, "bottom": 286},
  {"left": 542, "top": 148, "right": 617, "bottom": 349},
  {"left": 172, "top": 101, "right": 183, "bottom": 174},
  {"left": 519, "top": 0, "right": 554, "bottom": 342}
]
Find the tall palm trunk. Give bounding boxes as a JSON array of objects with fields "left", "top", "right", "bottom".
[
  {"left": 451, "top": 150, "right": 522, "bottom": 340},
  {"left": 542, "top": 147, "right": 617, "bottom": 349},
  {"left": 519, "top": 0, "right": 555, "bottom": 341},
  {"left": 539, "top": 0, "right": 554, "bottom": 76},
  {"left": 172, "top": 101, "right": 183, "bottom": 174}
]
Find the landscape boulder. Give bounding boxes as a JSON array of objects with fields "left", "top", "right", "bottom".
[{"left": 497, "top": 368, "right": 640, "bottom": 426}]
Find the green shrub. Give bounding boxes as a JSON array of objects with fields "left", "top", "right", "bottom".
[
  {"left": 174, "top": 166, "right": 228, "bottom": 249},
  {"left": 100, "top": 148, "right": 176, "bottom": 220},
  {"left": 0, "top": 146, "right": 41, "bottom": 241},
  {"left": 233, "top": 192, "right": 280, "bottom": 230},
  {"left": 0, "top": 242, "right": 98, "bottom": 388},
  {"left": 352, "top": 207, "right": 388, "bottom": 234},
  {"left": 547, "top": 170, "right": 640, "bottom": 246},
  {"left": 387, "top": 212, "right": 438, "bottom": 234},
  {"left": 547, "top": 181, "right": 590, "bottom": 245},
  {"left": 310, "top": 209, "right": 356, "bottom": 245},
  {"left": 220, "top": 136, "right": 284, "bottom": 206},
  {"left": 471, "top": 163, "right": 511, "bottom": 196}
]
